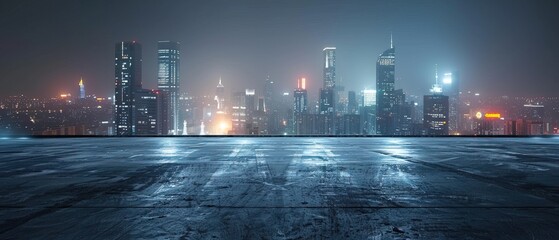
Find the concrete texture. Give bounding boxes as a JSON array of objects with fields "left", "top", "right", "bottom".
[{"left": 1, "top": 137, "right": 558, "bottom": 239}]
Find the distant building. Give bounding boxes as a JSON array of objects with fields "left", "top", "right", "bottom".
[
  {"left": 424, "top": 67, "right": 449, "bottom": 136},
  {"left": 245, "top": 89, "right": 256, "bottom": 118},
  {"left": 231, "top": 91, "right": 247, "bottom": 134},
  {"left": 394, "top": 89, "right": 412, "bottom": 135},
  {"left": 157, "top": 41, "right": 180, "bottom": 135},
  {"left": 337, "top": 114, "right": 361, "bottom": 135},
  {"left": 216, "top": 77, "right": 225, "bottom": 111},
  {"left": 264, "top": 76, "right": 281, "bottom": 134},
  {"left": 321, "top": 47, "right": 336, "bottom": 134},
  {"left": 347, "top": 91, "right": 358, "bottom": 114},
  {"left": 441, "top": 72, "right": 460, "bottom": 134},
  {"left": 424, "top": 95, "right": 449, "bottom": 135},
  {"left": 473, "top": 112, "right": 505, "bottom": 135},
  {"left": 376, "top": 38, "right": 395, "bottom": 135},
  {"left": 135, "top": 89, "right": 164, "bottom": 135},
  {"left": 361, "top": 89, "right": 376, "bottom": 107},
  {"left": 323, "top": 47, "right": 336, "bottom": 89},
  {"left": 78, "top": 78, "right": 85, "bottom": 99},
  {"left": 360, "top": 105, "right": 376, "bottom": 135},
  {"left": 319, "top": 88, "right": 335, "bottom": 134},
  {"left": 115, "top": 41, "right": 142, "bottom": 136},
  {"left": 293, "top": 78, "right": 308, "bottom": 134}
]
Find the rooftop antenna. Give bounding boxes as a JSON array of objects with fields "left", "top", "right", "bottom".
[{"left": 430, "top": 64, "right": 442, "bottom": 94}]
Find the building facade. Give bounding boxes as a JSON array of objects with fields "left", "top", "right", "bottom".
[
  {"left": 442, "top": 72, "right": 460, "bottom": 134},
  {"left": 293, "top": 78, "right": 308, "bottom": 134},
  {"left": 157, "top": 41, "right": 180, "bottom": 135},
  {"left": 423, "top": 94, "right": 449, "bottom": 135},
  {"left": 376, "top": 44, "right": 395, "bottom": 135},
  {"left": 115, "top": 41, "right": 142, "bottom": 135}
]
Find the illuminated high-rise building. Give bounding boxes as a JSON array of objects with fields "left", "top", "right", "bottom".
[
  {"left": 78, "top": 78, "right": 85, "bottom": 99},
  {"left": 215, "top": 77, "right": 225, "bottom": 111},
  {"left": 323, "top": 47, "right": 336, "bottom": 89},
  {"left": 293, "top": 78, "right": 308, "bottom": 134},
  {"left": 360, "top": 89, "right": 376, "bottom": 134},
  {"left": 319, "top": 88, "right": 335, "bottom": 134},
  {"left": 115, "top": 41, "right": 142, "bottom": 136},
  {"left": 321, "top": 47, "right": 336, "bottom": 134},
  {"left": 424, "top": 95, "right": 449, "bottom": 135},
  {"left": 319, "top": 88, "right": 335, "bottom": 115},
  {"left": 157, "top": 41, "right": 180, "bottom": 135},
  {"left": 231, "top": 91, "right": 247, "bottom": 134},
  {"left": 264, "top": 76, "right": 281, "bottom": 134},
  {"left": 361, "top": 89, "right": 376, "bottom": 107},
  {"left": 376, "top": 36, "right": 395, "bottom": 135},
  {"left": 135, "top": 89, "right": 163, "bottom": 135},
  {"left": 424, "top": 67, "right": 449, "bottom": 135},
  {"left": 441, "top": 71, "right": 460, "bottom": 134}
]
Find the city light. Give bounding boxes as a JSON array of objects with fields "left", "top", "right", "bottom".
[
  {"left": 0, "top": 1, "right": 558, "bottom": 239},
  {"left": 443, "top": 73, "right": 452, "bottom": 84},
  {"left": 484, "top": 113, "right": 501, "bottom": 119}
]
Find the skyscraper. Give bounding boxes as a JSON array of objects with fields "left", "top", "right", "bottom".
[
  {"left": 215, "top": 77, "right": 225, "bottom": 112},
  {"left": 442, "top": 72, "right": 460, "bottom": 134},
  {"left": 321, "top": 47, "right": 336, "bottom": 134},
  {"left": 115, "top": 41, "right": 142, "bottom": 136},
  {"left": 361, "top": 89, "right": 376, "bottom": 107},
  {"left": 231, "top": 91, "right": 247, "bottom": 134},
  {"left": 323, "top": 47, "right": 336, "bottom": 89},
  {"left": 245, "top": 89, "right": 256, "bottom": 134},
  {"left": 135, "top": 89, "right": 164, "bottom": 135},
  {"left": 264, "top": 76, "right": 275, "bottom": 112},
  {"left": 347, "top": 91, "right": 358, "bottom": 114},
  {"left": 293, "top": 78, "right": 308, "bottom": 134},
  {"left": 376, "top": 37, "right": 395, "bottom": 135},
  {"left": 424, "top": 66, "right": 449, "bottom": 135},
  {"left": 157, "top": 41, "right": 180, "bottom": 135},
  {"left": 360, "top": 89, "right": 377, "bottom": 134},
  {"left": 319, "top": 88, "right": 335, "bottom": 114},
  {"left": 264, "top": 76, "right": 280, "bottom": 134},
  {"left": 78, "top": 78, "right": 85, "bottom": 99},
  {"left": 423, "top": 95, "right": 449, "bottom": 135}
]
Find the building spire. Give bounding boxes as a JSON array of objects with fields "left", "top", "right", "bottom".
[
  {"left": 79, "top": 77, "right": 83, "bottom": 86},
  {"left": 430, "top": 64, "right": 442, "bottom": 94},
  {"left": 390, "top": 33, "right": 393, "bottom": 49}
]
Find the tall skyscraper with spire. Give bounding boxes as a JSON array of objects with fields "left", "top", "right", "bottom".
[
  {"left": 424, "top": 65, "right": 449, "bottom": 135},
  {"left": 78, "top": 78, "right": 85, "bottom": 99},
  {"left": 115, "top": 41, "right": 142, "bottom": 136},
  {"left": 157, "top": 41, "right": 180, "bottom": 135},
  {"left": 215, "top": 77, "right": 225, "bottom": 111},
  {"left": 376, "top": 35, "right": 396, "bottom": 135}
]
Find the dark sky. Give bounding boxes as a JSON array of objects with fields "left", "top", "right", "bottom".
[{"left": 1, "top": 0, "right": 558, "bottom": 99}]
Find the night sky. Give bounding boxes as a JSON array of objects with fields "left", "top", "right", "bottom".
[{"left": 1, "top": 0, "right": 558, "bottom": 99}]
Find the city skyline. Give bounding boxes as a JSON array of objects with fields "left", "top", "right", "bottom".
[{"left": 2, "top": 0, "right": 559, "bottom": 99}]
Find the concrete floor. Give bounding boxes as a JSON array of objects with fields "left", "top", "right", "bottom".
[{"left": 0, "top": 137, "right": 558, "bottom": 239}]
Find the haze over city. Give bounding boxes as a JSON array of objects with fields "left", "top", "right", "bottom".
[
  {"left": 2, "top": 1, "right": 559, "bottom": 239},
  {"left": 2, "top": 0, "right": 559, "bottom": 98}
]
